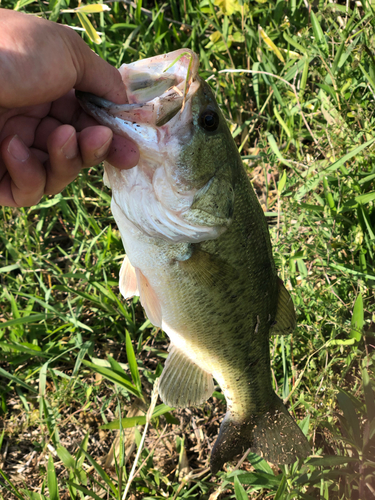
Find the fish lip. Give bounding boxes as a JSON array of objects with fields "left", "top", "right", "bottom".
[
  {"left": 75, "top": 88, "right": 186, "bottom": 128},
  {"left": 75, "top": 91, "right": 150, "bottom": 111},
  {"left": 75, "top": 90, "right": 105, "bottom": 108},
  {"left": 76, "top": 49, "right": 200, "bottom": 128},
  {"left": 76, "top": 85, "right": 198, "bottom": 129}
]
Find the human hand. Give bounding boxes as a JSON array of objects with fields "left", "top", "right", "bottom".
[{"left": 0, "top": 9, "right": 139, "bottom": 207}]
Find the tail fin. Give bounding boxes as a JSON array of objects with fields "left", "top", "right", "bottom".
[{"left": 210, "top": 396, "right": 311, "bottom": 474}]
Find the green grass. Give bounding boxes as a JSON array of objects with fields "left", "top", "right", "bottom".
[{"left": 1, "top": 0, "right": 375, "bottom": 498}]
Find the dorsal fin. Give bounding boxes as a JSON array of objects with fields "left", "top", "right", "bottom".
[
  {"left": 270, "top": 279, "right": 296, "bottom": 335},
  {"left": 159, "top": 345, "right": 214, "bottom": 408},
  {"left": 119, "top": 255, "right": 139, "bottom": 299}
]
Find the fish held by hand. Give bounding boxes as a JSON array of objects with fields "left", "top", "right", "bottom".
[{"left": 76, "top": 49, "right": 311, "bottom": 473}]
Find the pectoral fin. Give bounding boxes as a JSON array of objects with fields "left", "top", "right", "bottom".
[
  {"left": 119, "top": 255, "right": 139, "bottom": 299},
  {"left": 119, "top": 257, "right": 162, "bottom": 327},
  {"left": 137, "top": 270, "right": 162, "bottom": 327},
  {"left": 159, "top": 345, "right": 214, "bottom": 408},
  {"left": 270, "top": 279, "right": 296, "bottom": 335},
  {"left": 103, "top": 168, "right": 111, "bottom": 188}
]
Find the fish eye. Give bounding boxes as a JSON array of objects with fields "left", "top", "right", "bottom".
[{"left": 199, "top": 110, "right": 219, "bottom": 131}]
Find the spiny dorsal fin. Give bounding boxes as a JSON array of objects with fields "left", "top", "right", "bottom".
[
  {"left": 270, "top": 278, "right": 296, "bottom": 335},
  {"left": 159, "top": 345, "right": 214, "bottom": 408},
  {"left": 119, "top": 255, "right": 139, "bottom": 299},
  {"left": 178, "top": 248, "right": 237, "bottom": 288},
  {"left": 137, "top": 269, "right": 162, "bottom": 328}
]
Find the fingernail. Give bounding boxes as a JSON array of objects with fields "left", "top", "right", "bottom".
[
  {"left": 94, "top": 135, "right": 112, "bottom": 160},
  {"left": 8, "top": 135, "right": 29, "bottom": 162},
  {"left": 61, "top": 132, "right": 78, "bottom": 160}
]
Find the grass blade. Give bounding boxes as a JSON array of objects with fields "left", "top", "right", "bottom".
[
  {"left": 311, "top": 11, "right": 328, "bottom": 54},
  {"left": 72, "top": 341, "right": 92, "bottom": 378},
  {"left": 100, "top": 403, "right": 174, "bottom": 430},
  {"left": 79, "top": 448, "right": 118, "bottom": 496},
  {"left": 234, "top": 475, "right": 249, "bottom": 500},
  {"left": 267, "top": 133, "right": 293, "bottom": 167},
  {"left": 337, "top": 389, "right": 362, "bottom": 449},
  {"left": 77, "top": 12, "right": 101, "bottom": 44},
  {"left": 362, "top": 368, "right": 375, "bottom": 422},
  {"left": 0, "top": 366, "right": 38, "bottom": 394},
  {"left": 350, "top": 292, "right": 364, "bottom": 342},
  {"left": 274, "top": 473, "right": 287, "bottom": 500},
  {"left": 0, "top": 314, "right": 53, "bottom": 330},
  {"left": 0, "top": 468, "right": 26, "bottom": 499},
  {"left": 56, "top": 445, "right": 75, "bottom": 469},
  {"left": 67, "top": 483, "right": 103, "bottom": 500},
  {"left": 47, "top": 455, "right": 60, "bottom": 500},
  {"left": 295, "top": 138, "right": 375, "bottom": 200},
  {"left": 126, "top": 330, "right": 142, "bottom": 394},
  {"left": 82, "top": 359, "right": 142, "bottom": 398}
]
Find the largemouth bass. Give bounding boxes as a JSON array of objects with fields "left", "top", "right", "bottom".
[{"left": 77, "top": 49, "right": 310, "bottom": 473}]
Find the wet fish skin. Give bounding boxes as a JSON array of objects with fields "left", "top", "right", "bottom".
[{"left": 76, "top": 49, "right": 310, "bottom": 472}]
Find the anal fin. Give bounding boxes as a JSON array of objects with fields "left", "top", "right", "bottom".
[
  {"left": 270, "top": 278, "right": 296, "bottom": 335},
  {"left": 159, "top": 345, "right": 214, "bottom": 408},
  {"left": 119, "top": 255, "right": 139, "bottom": 299}
]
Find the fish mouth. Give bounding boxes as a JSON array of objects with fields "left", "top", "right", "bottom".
[{"left": 76, "top": 49, "right": 200, "bottom": 129}]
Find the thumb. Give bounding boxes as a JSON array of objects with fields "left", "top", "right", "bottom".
[
  {"left": 0, "top": 9, "right": 128, "bottom": 108},
  {"left": 64, "top": 27, "right": 128, "bottom": 105}
]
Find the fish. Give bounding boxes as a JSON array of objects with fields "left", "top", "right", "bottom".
[{"left": 76, "top": 49, "right": 311, "bottom": 473}]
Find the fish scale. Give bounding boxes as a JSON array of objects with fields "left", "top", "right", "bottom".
[{"left": 77, "top": 48, "right": 311, "bottom": 472}]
